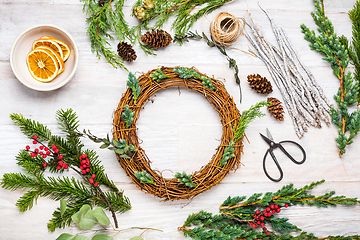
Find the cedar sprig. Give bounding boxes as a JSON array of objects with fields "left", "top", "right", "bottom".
[
  {"left": 1, "top": 109, "right": 131, "bottom": 231},
  {"left": 127, "top": 72, "right": 141, "bottom": 104},
  {"left": 150, "top": 68, "right": 171, "bottom": 82},
  {"left": 219, "top": 141, "right": 235, "bottom": 167},
  {"left": 233, "top": 101, "right": 269, "bottom": 143},
  {"left": 121, "top": 104, "right": 135, "bottom": 128},
  {"left": 301, "top": 0, "right": 360, "bottom": 156},
  {"left": 174, "top": 172, "right": 196, "bottom": 188},
  {"left": 180, "top": 180, "right": 360, "bottom": 239},
  {"left": 81, "top": 0, "right": 130, "bottom": 69},
  {"left": 135, "top": 171, "right": 156, "bottom": 185}
]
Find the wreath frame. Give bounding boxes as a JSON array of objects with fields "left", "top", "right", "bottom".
[{"left": 113, "top": 67, "right": 243, "bottom": 200}]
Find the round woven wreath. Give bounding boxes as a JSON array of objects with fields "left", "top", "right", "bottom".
[{"left": 113, "top": 67, "right": 243, "bottom": 200}]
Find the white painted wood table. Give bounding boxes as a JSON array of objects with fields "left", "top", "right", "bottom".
[{"left": 1, "top": 0, "right": 360, "bottom": 239}]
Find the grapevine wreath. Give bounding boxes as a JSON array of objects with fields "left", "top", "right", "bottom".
[{"left": 113, "top": 67, "right": 244, "bottom": 200}]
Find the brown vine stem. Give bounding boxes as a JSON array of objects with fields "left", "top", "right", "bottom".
[{"left": 166, "top": 0, "right": 191, "bottom": 13}]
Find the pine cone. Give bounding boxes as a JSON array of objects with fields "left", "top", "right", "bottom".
[
  {"left": 267, "top": 97, "right": 284, "bottom": 121},
  {"left": 141, "top": 29, "right": 172, "bottom": 49},
  {"left": 247, "top": 74, "right": 273, "bottom": 94},
  {"left": 99, "top": 0, "right": 107, "bottom": 7},
  {"left": 117, "top": 42, "right": 137, "bottom": 62}
]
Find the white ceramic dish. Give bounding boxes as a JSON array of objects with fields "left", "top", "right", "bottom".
[{"left": 10, "top": 24, "right": 78, "bottom": 91}]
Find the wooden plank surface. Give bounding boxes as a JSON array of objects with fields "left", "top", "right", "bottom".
[{"left": 1, "top": 0, "right": 360, "bottom": 239}]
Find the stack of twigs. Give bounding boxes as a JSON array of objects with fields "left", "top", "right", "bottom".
[
  {"left": 113, "top": 67, "right": 243, "bottom": 201},
  {"left": 244, "top": 8, "right": 331, "bottom": 138}
]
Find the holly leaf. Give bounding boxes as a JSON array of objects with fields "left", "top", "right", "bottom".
[
  {"left": 92, "top": 234, "right": 112, "bottom": 240},
  {"left": 129, "top": 236, "right": 143, "bottom": 240},
  {"left": 60, "top": 199, "right": 67, "bottom": 217},
  {"left": 92, "top": 207, "right": 110, "bottom": 226}
]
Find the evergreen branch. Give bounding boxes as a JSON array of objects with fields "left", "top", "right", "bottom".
[
  {"left": 174, "top": 172, "right": 196, "bottom": 188},
  {"left": 219, "top": 141, "right": 235, "bottom": 167},
  {"left": 301, "top": 0, "right": 360, "bottom": 156},
  {"left": 150, "top": 68, "right": 171, "bottom": 82},
  {"left": 121, "top": 104, "right": 135, "bottom": 129},
  {"left": 233, "top": 101, "right": 268, "bottom": 143},
  {"left": 180, "top": 180, "right": 360, "bottom": 239},
  {"left": 127, "top": 72, "right": 141, "bottom": 104},
  {"left": 135, "top": 171, "right": 156, "bottom": 185},
  {"left": 174, "top": 66, "right": 216, "bottom": 90}
]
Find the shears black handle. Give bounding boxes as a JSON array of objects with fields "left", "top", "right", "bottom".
[{"left": 263, "top": 140, "right": 306, "bottom": 182}]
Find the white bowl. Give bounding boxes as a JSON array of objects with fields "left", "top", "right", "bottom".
[{"left": 10, "top": 24, "right": 78, "bottom": 91}]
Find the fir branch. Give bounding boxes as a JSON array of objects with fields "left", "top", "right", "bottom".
[
  {"left": 174, "top": 172, "right": 196, "bottom": 188},
  {"left": 127, "top": 72, "right": 141, "bottom": 104},
  {"left": 180, "top": 180, "right": 360, "bottom": 239},
  {"left": 233, "top": 101, "right": 268, "bottom": 143},
  {"left": 135, "top": 171, "right": 156, "bottom": 185},
  {"left": 301, "top": 0, "right": 360, "bottom": 156}
]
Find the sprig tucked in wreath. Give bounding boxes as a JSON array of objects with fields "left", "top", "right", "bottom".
[{"left": 113, "top": 67, "right": 267, "bottom": 200}]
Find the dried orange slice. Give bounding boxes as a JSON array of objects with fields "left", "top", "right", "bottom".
[
  {"left": 35, "top": 45, "right": 65, "bottom": 74},
  {"left": 32, "top": 39, "right": 64, "bottom": 60},
  {"left": 40, "top": 36, "right": 71, "bottom": 61},
  {"left": 26, "top": 48, "right": 59, "bottom": 82}
]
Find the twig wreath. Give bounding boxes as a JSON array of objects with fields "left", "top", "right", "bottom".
[{"left": 113, "top": 67, "right": 244, "bottom": 200}]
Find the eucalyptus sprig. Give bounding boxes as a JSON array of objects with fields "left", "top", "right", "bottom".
[
  {"left": 301, "top": 0, "right": 360, "bottom": 156},
  {"left": 179, "top": 180, "right": 360, "bottom": 240},
  {"left": 1, "top": 109, "right": 131, "bottom": 231},
  {"left": 174, "top": 172, "right": 196, "bottom": 188}
]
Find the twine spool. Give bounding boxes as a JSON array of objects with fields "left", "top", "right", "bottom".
[{"left": 209, "top": 12, "right": 244, "bottom": 47}]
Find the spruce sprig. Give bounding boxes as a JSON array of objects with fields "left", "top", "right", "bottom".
[
  {"left": 233, "top": 101, "right": 269, "bottom": 143},
  {"left": 180, "top": 180, "right": 360, "bottom": 239},
  {"left": 301, "top": 0, "right": 360, "bottom": 156},
  {"left": 1, "top": 109, "right": 131, "bottom": 231}
]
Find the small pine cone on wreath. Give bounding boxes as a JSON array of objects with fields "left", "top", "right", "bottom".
[
  {"left": 247, "top": 74, "right": 273, "bottom": 94},
  {"left": 141, "top": 29, "right": 172, "bottom": 49},
  {"left": 267, "top": 97, "right": 284, "bottom": 121},
  {"left": 117, "top": 42, "right": 137, "bottom": 62}
]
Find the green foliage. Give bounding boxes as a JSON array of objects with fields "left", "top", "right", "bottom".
[
  {"left": 301, "top": 0, "right": 360, "bottom": 156},
  {"left": 127, "top": 72, "right": 141, "bottom": 104},
  {"left": 150, "top": 68, "right": 171, "bottom": 82},
  {"left": 219, "top": 141, "right": 235, "bottom": 167},
  {"left": 121, "top": 105, "right": 135, "bottom": 129},
  {"left": 174, "top": 172, "right": 196, "bottom": 188},
  {"left": 174, "top": 67, "right": 216, "bottom": 91},
  {"left": 180, "top": 180, "right": 360, "bottom": 239},
  {"left": 135, "top": 171, "right": 156, "bottom": 185},
  {"left": 233, "top": 101, "right": 268, "bottom": 143},
  {"left": 1, "top": 109, "right": 131, "bottom": 232}
]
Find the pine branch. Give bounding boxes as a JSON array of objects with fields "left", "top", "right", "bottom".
[
  {"left": 301, "top": 0, "right": 360, "bottom": 156},
  {"left": 180, "top": 180, "right": 360, "bottom": 239}
]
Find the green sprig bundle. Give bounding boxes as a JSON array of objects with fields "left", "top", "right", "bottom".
[
  {"left": 179, "top": 180, "right": 360, "bottom": 240},
  {"left": 0, "top": 109, "right": 131, "bottom": 231}
]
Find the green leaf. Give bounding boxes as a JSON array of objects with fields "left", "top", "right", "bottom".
[
  {"left": 56, "top": 233, "right": 75, "bottom": 240},
  {"left": 74, "top": 236, "right": 88, "bottom": 240},
  {"left": 115, "top": 149, "right": 125, "bottom": 154},
  {"left": 92, "top": 234, "right": 112, "bottom": 240},
  {"left": 60, "top": 199, "right": 67, "bottom": 217},
  {"left": 92, "top": 207, "right": 110, "bottom": 226},
  {"left": 100, "top": 143, "right": 109, "bottom": 149},
  {"left": 78, "top": 208, "right": 98, "bottom": 229},
  {"left": 71, "top": 204, "right": 91, "bottom": 225},
  {"left": 129, "top": 236, "right": 143, "bottom": 240}
]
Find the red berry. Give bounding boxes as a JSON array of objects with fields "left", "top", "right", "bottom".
[
  {"left": 39, "top": 146, "right": 44, "bottom": 150},
  {"left": 263, "top": 210, "right": 266, "bottom": 214},
  {"left": 51, "top": 145, "right": 57, "bottom": 149},
  {"left": 42, "top": 162, "right": 47, "bottom": 168},
  {"left": 57, "top": 165, "right": 61, "bottom": 170},
  {"left": 257, "top": 221, "right": 260, "bottom": 225},
  {"left": 58, "top": 161, "right": 63, "bottom": 166},
  {"left": 89, "top": 178, "right": 94, "bottom": 184},
  {"left": 42, "top": 155, "right": 47, "bottom": 158},
  {"left": 270, "top": 205, "right": 274, "bottom": 209},
  {"left": 34, "top": 149, "right": 39, "bottom": 153},
  {"left": 44, "top": 147, "right": 49, "bottom": 151},
  {"left": 285, "top": 204, "right": 289, "bottom": 208},
  {"left": 80, "top": 165, "right": 84, "bottom": 170},
  {"left": 54, "top": 149, "right": 59, "bottom": 154},
  {"left": 261, "top": 222, "right": 265, "bottom": 227},
  {"left": 274, "top": 204, "right": 279, "bottom": 209},
  {"left": 260, "top": 216, "right": 264, "bottom": 221},
  {"left": 272, "top": 210, "right": 275, "bottom": 214},
  {"left": 81, "top": 154, "right": 87, "bottom": 159},
  {"left": 86, "top": 168, "right": 90, "bottom": 173},
  {"left": 33, "top": 140, "right": 37, "bottom": 144},
  {"left": 267, "top": 212, "right": 272, "bottom": 217},
  {"left": 93, "top": 182, "right": 98, "bottom": 187},
  {"left": 91, "top": 174, "right": 96, "bottom": 179},
  {"left": 263, "top": 227, "right": 267, "bottom": 231},
  {"left": 39, "top": 151, "right": 43, "bottom": 155},
  {"left": 46, "top": 151, "right": 51, "bottom": 155},
  {"left": 58, "top": 155, "right": 63, "bottom": 160},
  {"left": 26, "top": 145, "right": 30, "bottom": 150},
  {"left": 276, "top": 208, "right": 281, "bottom": 213},
  {"left": 255, "top": 210, "right": 260, "bottom": 215},
  {"left": 266, "top": 231, "right": 269, "bottom": 236},
  {"left": 63, "top": 164, "right": 68, "bottom": 169},
  {"left": 82, "top": 170, "right": 86, "bottom": 174},
  {"left": 266, "top": 207, "right": 271, "bottom": 212},
  {"left": 33, "top": 135, "right": 38, "bottom": 140},
  {"left": 252, "top": 214, "right": 256, "bottom": 218},
  {"left": 30, "top": 152, "right": 35, "bottom": 157}
]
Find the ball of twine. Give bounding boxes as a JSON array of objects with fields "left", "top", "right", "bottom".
[{"left": 209, "top": 12, "right": 245, "bottom": 47}]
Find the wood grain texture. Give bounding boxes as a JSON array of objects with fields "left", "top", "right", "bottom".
[{"left": 0, "top": 0, "right": 359, "bottom": 239}]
